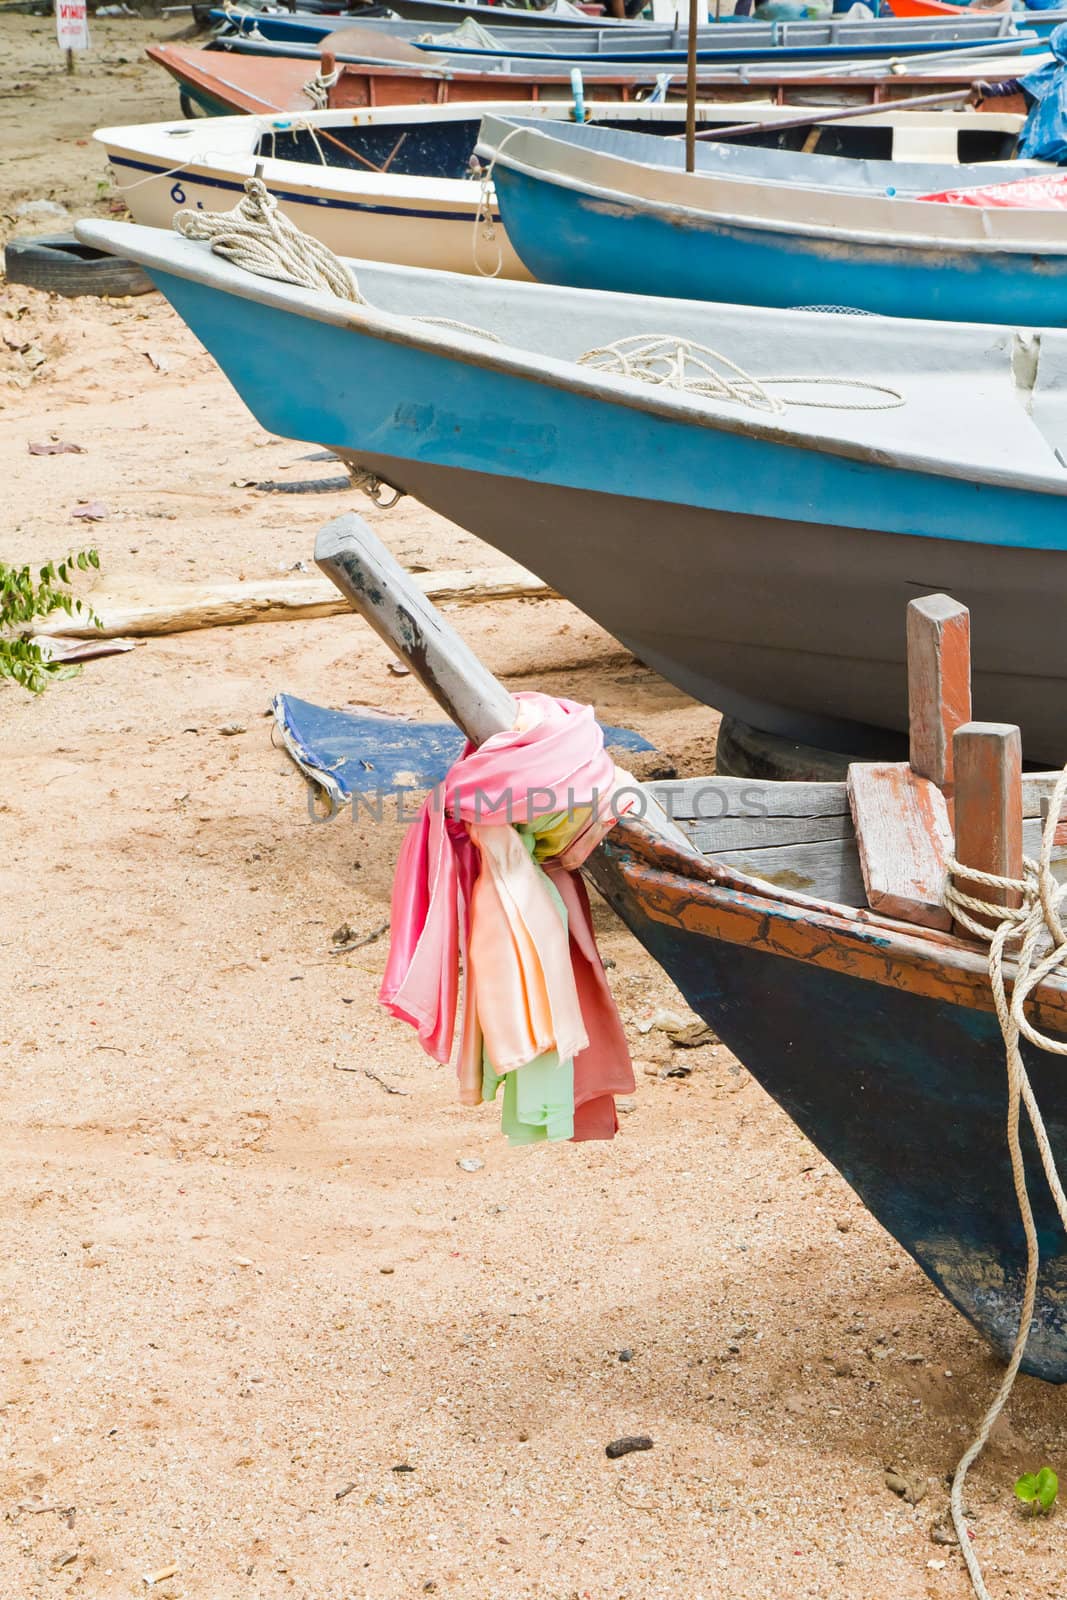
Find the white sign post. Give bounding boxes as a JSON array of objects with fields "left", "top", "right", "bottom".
[{"left": 56, "top": 0, "right": 90, "bottom": 72}]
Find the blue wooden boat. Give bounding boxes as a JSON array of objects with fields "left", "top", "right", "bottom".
[
  {"left": 312, "top": 512, "right": 1067, "bottom": 1381},
  {"left": 75, "top": 219, "right": 1067, "bottom": 768},
  {"left": 477, "top": 114, "right": 1067, "bottom": 324}
]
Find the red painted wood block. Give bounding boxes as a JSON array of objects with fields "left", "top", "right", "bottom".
[{"left": 848, "top": 761, "right": 953, "bottom": 930}]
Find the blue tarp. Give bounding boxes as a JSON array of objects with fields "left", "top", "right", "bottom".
[
  {"left": 272, "top": 694, "right": 653, "bottom": 814},
  {"left": 1018, "top": 24, "right": 1067, "bottom": 160}
]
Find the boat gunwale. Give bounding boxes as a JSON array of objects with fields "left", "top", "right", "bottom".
[
  {"left": 71, "top": 219, "right": 1067, "bottom": 500},
  {"left": 606, "top": 820, "right": 1067, "bottom": 1029}
]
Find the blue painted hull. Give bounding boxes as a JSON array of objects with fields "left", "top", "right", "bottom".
[
  {"left": 492, "top": 163, "right": 1067, "bottom": 325},
  {"left": 134, "top": 265, "right": 1067, "bottom": 759},
  {"left": 589, "top": 842, "right": 1067, "bottom": 1380}
]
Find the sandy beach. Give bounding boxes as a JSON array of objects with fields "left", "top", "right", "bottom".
[{"left": 2, "top": 15, "right": 1066, "bottom": 1598}]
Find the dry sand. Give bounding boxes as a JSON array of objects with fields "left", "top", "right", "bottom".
[{"left": 2, "top": 15, "right": 1066, "bottom": 1598}]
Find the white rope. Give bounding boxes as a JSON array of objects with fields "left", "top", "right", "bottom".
[
  {"left": 579, "top": 338, "right": 906, "bottom": 415},
  {"left": 941, "top": 767, "right": 1067, "bottom": 1600},
  {"left": 471, "top": 126, "right": 525, "bottom": 279},
  {"left": 173, "top": 177, "right": 364, "bottom": 303},
  {"left": 580, "top": 335, "right": 785, "bottom": 414},
  {"left": 302, "top": 65, "right": 339, "bottom": 109}
]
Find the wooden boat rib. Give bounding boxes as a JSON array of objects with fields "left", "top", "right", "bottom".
[{"left": 311, "top": 511, "right": 1067, "bottom": 1381}]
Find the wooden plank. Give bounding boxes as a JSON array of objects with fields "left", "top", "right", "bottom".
[
  {"left": 1023, "top": 773, "right": 1067, "bottom": 819},
  {"left": 906, "top": 593, "right": 971, "bottom": 795},
  {"left": 712, "top": 836, "right": 867, "bottom": 908},
  {"left": 847, "top": 762, "right": 953, "bottom": 930},
  {"left": 35, "top": 564, "right": 555, "bottom": 640},
  {"left": 952, "top": 721, "right": 1023, "bottom": 928},
  {"left": 649, "top": 777, "right": 849, "bottom": 821},
  {"left": 674, "top": 810, "right": 853, "bottom": 855}
]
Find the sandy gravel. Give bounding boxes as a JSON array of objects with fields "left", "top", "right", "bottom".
[{"left": 2, "top": 15, "right": 1066, "bottom": 1599}]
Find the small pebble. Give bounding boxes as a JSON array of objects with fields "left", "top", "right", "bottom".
[
  {"left": 456, "top": 1157, "right": 484, "bottom": 1173},
  {"left": 605, "top": 1435, "right": 653, "bottom": 1460},
  {"left": 379, "top": 1266, "right": 395, "bottom": 1275},
  {"left": 618, "top": 1349, "right": 633, "bottom": 1363},
  {"left": 218, "top": 723, "right": 246, "bottom": 737}
]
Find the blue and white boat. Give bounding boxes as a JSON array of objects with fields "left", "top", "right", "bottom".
[
  {"left": 477, "top": 114, "right": 1067, "bottom": 323},
  {"left": 75, "top": 219, "right": 1067, "bottom": 761}
]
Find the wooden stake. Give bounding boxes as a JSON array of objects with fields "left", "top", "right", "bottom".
[
  {"left": 685, "top": 0, "right": 698, "bottom": 174},
  {"left": 66, "top": 47, "right": 75, "bottom": 74},
  {"left": 906, "top": 593, "right": 971, "bottom": 797},
  {"left": 952, "top": 722, "right": 1023, "bottom": 928}
]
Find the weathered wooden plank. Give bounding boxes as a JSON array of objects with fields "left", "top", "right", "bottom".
[
  {"left": 658, "top": 773, "right": 1057, "bottom": 823},
  {"left": 35, "top": 563, "right": 555, "bottom": 640},
  {"left": 847, "top": 762, "right": 953, "bottom": 929},
  {"left": 649, "top": 777, "right": 849, "bottom": 821},
  {"left": 1023, "top": 774, "right": 1067, "bottom": 819},
  {"left": 712, "top": 835, "right": 867, "bottom": 907},
  {"left": 906, "top": 593, "right": 971, "bottom": 795},
  {"left": 673, "top": 810, "right": 853, "bottom": 855},
  {"left": 953, "top": 721, "right": 1024, "bottom": 928}
]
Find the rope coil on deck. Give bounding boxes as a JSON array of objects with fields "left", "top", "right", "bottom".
[
  {"left": 942, "top": 770, "right": 1067, "bottom": 1600},
  {"left": 174, "top": 178, "right": 365, "bottom": 304}
]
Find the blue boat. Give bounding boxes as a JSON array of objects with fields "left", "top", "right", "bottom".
[
  {"left": 75, "top": 219, "right": 1067, "bottom": 767},
  {"left": 477, "top": 115, "right": 1067, "bottom": 324}
]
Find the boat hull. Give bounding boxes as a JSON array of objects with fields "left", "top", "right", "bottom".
[
  {"left": 492, "top": 161, "right": 1067, "bottom": 326},
  {"left": 103, "top": 156, "right": 528, "bottom": 279},
  {"left": 140, "top": 265, "right": 1067, "bottom": 762},
  {"left": 589, "top": 838, "right": 1067, "bottom": 1381}
]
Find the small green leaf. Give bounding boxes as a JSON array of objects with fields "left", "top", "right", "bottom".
[
  {"left": 1016, "top": 1468, "right": 1058, "bottom": 1513},
  {"left": 1036, "top": 1467, "right": 1058, "bottom": 1512}
]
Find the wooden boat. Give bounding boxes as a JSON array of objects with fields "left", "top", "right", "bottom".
[
  {"left": 146, "top": 39, "right": 1039, "bottom": 114},
  {"left": 478, "top": 115, "right": 1067, "bottom": 324},
  {"left": 74, "top": 221, "right": 1067, "bottom": 764},
  {"left": 311, "top": 511, "right": 1067, "bottom": 1381}
]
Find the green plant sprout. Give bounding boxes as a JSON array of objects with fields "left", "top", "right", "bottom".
[
  {"left": 1, "top": 550, "right": 100, "bottom": 693},
  {"left": 1014, "top": 1467, "right": 1059, "bottom": 1516}
]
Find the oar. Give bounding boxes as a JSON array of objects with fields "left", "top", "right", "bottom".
[
  {"left": 315, "top": 512, "right": 515, "bottom": 745},
  {"left": 679, "top": 85, "right": 976, "bottom": 143}
]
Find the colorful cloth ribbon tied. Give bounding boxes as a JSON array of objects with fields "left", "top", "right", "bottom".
[{"left": 380, "top": 693, "right": 637, "bottom": 1144}]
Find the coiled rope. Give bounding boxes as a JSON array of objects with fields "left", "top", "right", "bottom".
[
  {"left": 302, "top": 65, "right": 340, "bottom": 110},
  {"left": 941, "top": 768, "right": 1067, "bottom": 1600},
  {"left": 174, "top": 178, "right": 365, "bottom": 303}
]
